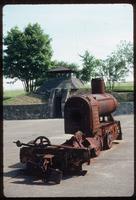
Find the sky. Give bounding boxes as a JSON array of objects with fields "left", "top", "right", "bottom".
[{"left": 3, "top": 4, "right": 133, "bottom": 90}]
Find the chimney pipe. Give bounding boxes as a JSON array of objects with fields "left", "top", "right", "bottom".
[{"left": 91, "top": 78, "right": 105, "bottom": 94}]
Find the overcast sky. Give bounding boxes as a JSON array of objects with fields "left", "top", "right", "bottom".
[{"left": 3, "top": 4, "right": 133, "bottom": 90}]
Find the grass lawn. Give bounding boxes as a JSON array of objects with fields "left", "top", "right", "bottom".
[
  {"left": 112, "top": 82, "right": 134, "bottom": 91},
  {"left": 84, "top": 81, "right": 134, "bottom": 92},
  {"left": 4, "top": 89, "right": 26, "bottom": 98},
  {"left": 3, "top": 89, "right": 47, "bottom": 105},
  {"left": 3, "top": 81, "right": 134, "bottom": 105}
]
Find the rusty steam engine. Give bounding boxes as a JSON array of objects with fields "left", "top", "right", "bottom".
[{"left": 14, "top": 78, "right": 122, "bottom": 184}]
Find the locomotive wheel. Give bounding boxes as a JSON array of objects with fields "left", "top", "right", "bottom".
[
  {"left": 103, "top": 133, "right": 113, "bottom": 150},
  {"left": 34, "top": 136, "right": 51, "bottom": 147}
]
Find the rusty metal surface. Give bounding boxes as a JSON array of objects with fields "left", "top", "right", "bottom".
[
  {"left": 14, "top": 78, "right": 122, "bottom": 185},
  {"left": 64, "top": 94, "right": 119, "bottom": 135},
  {"left": 64, "top": 95, "right": 95, "bottom": 135},
  {"left": 93, "top": 93, "right": 119, "bottom": 115},
  {"left": 64, "top": 79, "right": 119, "bottom": 135},
  {"left": 14, "top": 132, "right": 92, "bottom": 184},
  {"left": 91, "top": 78, "right": 105, "bottom": 94}
]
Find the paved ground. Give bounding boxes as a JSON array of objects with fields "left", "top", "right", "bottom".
[{"left": 3, "top": 115, "right": 134, "bottom": 197}]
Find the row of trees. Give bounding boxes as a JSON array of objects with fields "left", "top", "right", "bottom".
[
  {"left": 79, "top": 40, "right": 133, "bottom": 90},
  {"left": 3, "top": 23, "right": 133, "bottom": 92}
]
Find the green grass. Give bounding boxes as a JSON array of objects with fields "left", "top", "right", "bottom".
[
  {"left": 83, "top": 81, "right": 134, "bottom": 92},
  {"left": 3, "top": 89, "right": 26, "bottom": 104},
  {"left": 3, "top": 89, "right": 47, "bottom": 105},
  {"left": 75, "top": 81, "right": 134, "bottom": 102},
  {"left": 112, "top": 82, "right": 134, "bottom": 92},
  {"left": 4, "top": 89, "right": 26, "bottom": 98},
  {"left": 3, "top": 81, "right": 134, "bottom": 105}
]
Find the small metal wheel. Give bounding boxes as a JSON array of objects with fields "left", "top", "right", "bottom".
[
  {"left": 33, "top": 136, "right": 51, "bottom": 147},
  {"left": 103, "top": 132, "right": 113, "bottom": 150}
]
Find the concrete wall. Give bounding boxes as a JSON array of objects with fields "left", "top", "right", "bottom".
[{"left": 3, "top": 102, "right": 133, "bottom": 120}]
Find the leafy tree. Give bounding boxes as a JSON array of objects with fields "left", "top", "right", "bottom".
[
  {"left": 54, "top": 60, "right": 78, "bottom": 70},
  {"left": 53, "top": 60, "right": 80, "bottom": 78},
  {"left": 79, "top": 50, "right": 100, "bottom": 83},
  {"left": 103, "top": 56, "right": 127, "bottom": 91},
  {"left": 115, "top": 40, "right": 133, "bottom": 68},
  {"left": 79, "top": 41, "right": 133, "bottom": 90},
  {"left": 101, "top": 41, "right": 133, "bottom": 91},
  {"left": 3, "top": 23, "right": 53, "bottom": 92}
]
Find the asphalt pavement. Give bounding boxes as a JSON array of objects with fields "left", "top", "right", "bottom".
[{"left": 3, "top": 115, "right": 134, "bottom": 197}]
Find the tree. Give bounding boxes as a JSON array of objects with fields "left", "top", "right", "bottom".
[
  {"left": 53, "top": 60, "right": 80, "bottom": 78},
  {"left": 101, "top": 40, "right": 133, "bottom": 91},
  {"left": 3, "top": 23, "right": 53, "bottom": 92},
  {"left": 79, "top": 50, "right": 101, "bottom": 83},
  {"left": 103, "top": 56, "right": 127, "bottom": 91},
  {"left": 115, "top": 40, "right": 133, "bottom": 68}
]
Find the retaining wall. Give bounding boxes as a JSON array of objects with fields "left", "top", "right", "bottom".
[
  {"left": 3, "top": 104, "right": 48, "bottom": 120},
  {"left": 3, "top": 102, "right": 133, "bottom": 120},
  {"left": 113, "top": 102, "right": 134, "bottom": 116}
]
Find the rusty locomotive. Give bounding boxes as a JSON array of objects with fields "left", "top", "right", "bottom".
[{"left": 14, "top": 78, "right": 122, "bottom": 184}]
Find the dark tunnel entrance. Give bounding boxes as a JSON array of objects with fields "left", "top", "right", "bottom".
[{"left": 54, "top": 95, "right": 62, "bottom": 118}]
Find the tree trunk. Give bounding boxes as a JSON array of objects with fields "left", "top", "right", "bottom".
[
  {"left": 29, "top": 80, "right": 31, "bottom": 93},
  {"left": 111, "top": 81, "right": 115, "bottom": 91},
  {"left": 25, "top": 80, "right": 29, "bottom": 93},
  {"left": 22, "top": 79, "right": 36, "bottom": 93},
  {"left": 108, "top": 80, "right": 112, "bottom": 91}
]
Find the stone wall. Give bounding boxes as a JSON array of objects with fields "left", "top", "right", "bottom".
[
  {"left": 3, "top": 102, "right": 133, "bottom": 120},
  {"left": 113, "top": 102, "right": 134, "bottom": 116},
  {"left": 3, "top": 104, "right": 48, "bottom": 120}
]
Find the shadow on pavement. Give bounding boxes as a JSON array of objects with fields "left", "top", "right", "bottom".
[
  {"left": 8, "top": 162, "right": 23, "bottom": 168},
  {"left": 4, "top": 164, "right": 75, "bottom": 186}
]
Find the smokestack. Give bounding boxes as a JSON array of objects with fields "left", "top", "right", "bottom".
[{"left": 91, "top": 78, "right": 105, "bottom": 94}]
